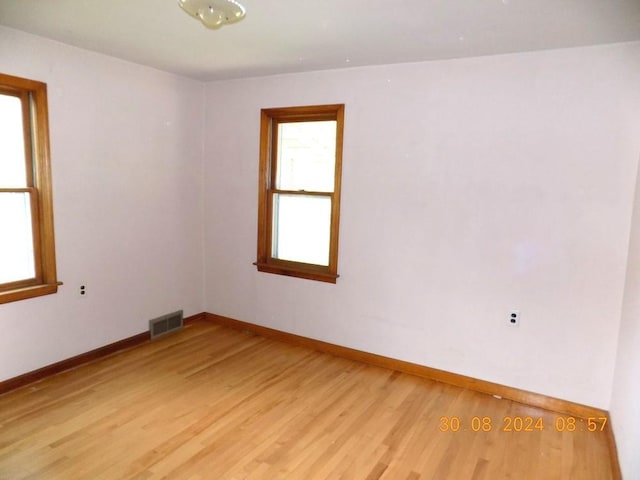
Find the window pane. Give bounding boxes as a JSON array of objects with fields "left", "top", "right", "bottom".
[
  {"left": 272, "top": 194, "right": 331, "bottom": 266},
  {"left": 0, "top": 94, "right": 28, "bottom": 188},
  {"left": 276, "top": 121, "right": 336, "bottom": 192},
  {"left": 0, "top": 192, "right": 35, "bottom": 284}
]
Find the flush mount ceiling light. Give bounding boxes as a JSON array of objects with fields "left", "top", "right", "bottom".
[{"left": 178, "top": 0, "right": 246, "bottom": 30}]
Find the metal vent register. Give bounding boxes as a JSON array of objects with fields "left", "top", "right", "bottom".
[{"left": 149, "top": 310, "right": 184, "bottom": 339}]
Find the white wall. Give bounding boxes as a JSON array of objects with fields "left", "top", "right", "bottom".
[
  {"left": 611, "top": 156, "right": 640, "bottom": 480},
  {"left": 203, "top": 42, "right": 640, "bottom": 409},
  {"left": 0, "top": 27, "right": 205, "bottom": 381}
]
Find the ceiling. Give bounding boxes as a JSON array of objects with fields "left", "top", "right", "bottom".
[{"left": 0, "top": 0, "right": 639, "bottom": 81}]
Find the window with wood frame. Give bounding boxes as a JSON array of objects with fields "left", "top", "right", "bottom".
[
  {"left": 255, "top": 104, "right": 344, "bottom": 283},
  {"left": 0, "top": 72, "right": 58, "bottom": 304}
]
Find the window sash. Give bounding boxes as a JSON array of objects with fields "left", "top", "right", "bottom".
[
  {"left": 273, "top": 120, "right": 337, "bottom": 193},
  {"left": 0, "top": 89, "right": 34, "bottom": 188},
  {"left": 268, "top": 190, "right": 333, "bottom": 266},
  {"left": 0, "top": 188, "right": 41, "bottom": 290}
]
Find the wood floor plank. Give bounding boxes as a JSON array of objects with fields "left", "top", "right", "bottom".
[{"left": 0, "top": 322, "right": 616, "bottom": 479}]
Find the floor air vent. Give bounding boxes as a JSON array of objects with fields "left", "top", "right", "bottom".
[{"left": 149, "top": 310, "right": 183, "bottom": 339}]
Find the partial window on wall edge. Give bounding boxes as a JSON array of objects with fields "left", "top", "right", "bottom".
[{"left": 0, "top": 72, "right": 59, "bottom": 304}]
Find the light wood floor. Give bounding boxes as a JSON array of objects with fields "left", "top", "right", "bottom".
[{"left": 0, "top": 322, "right": 615, "bottom": 479}]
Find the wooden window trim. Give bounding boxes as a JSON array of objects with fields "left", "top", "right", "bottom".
[
  {"left": 0, "top": 72, "right": 59, "bottom": 304},
  {"left": 256, "top": 104, "right": 344, "bottom": 284}
]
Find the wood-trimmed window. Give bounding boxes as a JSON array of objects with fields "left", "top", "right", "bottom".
[
  {"left": 0, "top": 72, "right": 58, "bottom": 304},
  {"left": 256, "top": 104, "right": 344, "bottom": 283}
]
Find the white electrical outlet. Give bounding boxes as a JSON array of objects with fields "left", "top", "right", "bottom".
[
  {"left": 509, "top": 310, "right": 520, "bottom": 326},
  {"left": 79, "top": 285, "right": 87, "bottom": 298}
]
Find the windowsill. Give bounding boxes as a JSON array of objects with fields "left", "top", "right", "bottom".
[
  {"left": 254, "top": 262, "right": 338, "bottom": 284},
  {"left": 0, "top": 282, "right": 62, "bottom": 305}
]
